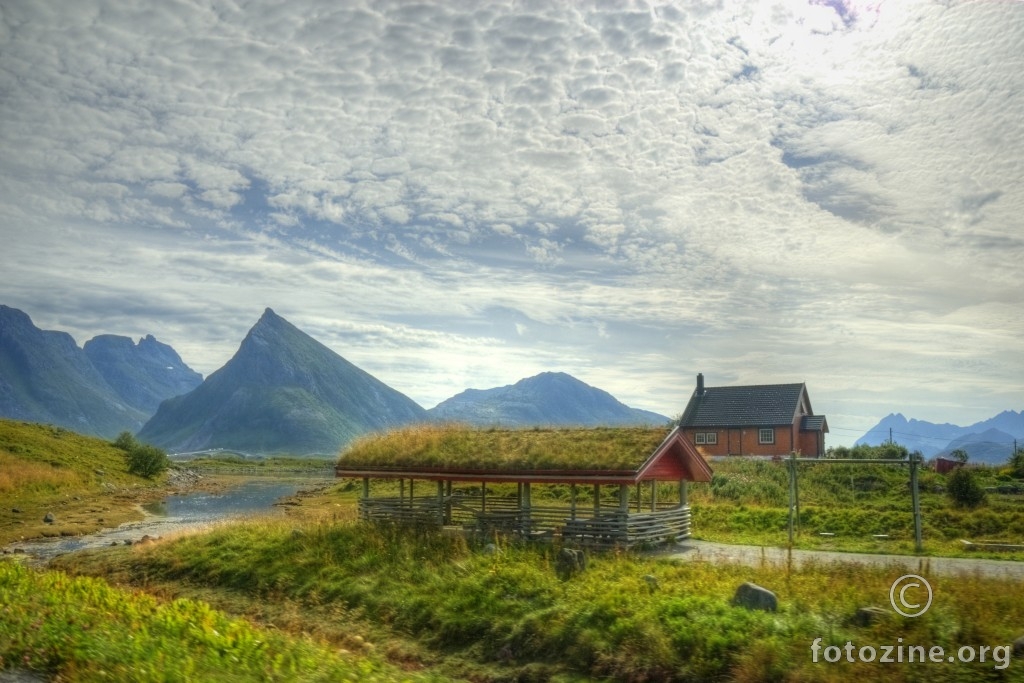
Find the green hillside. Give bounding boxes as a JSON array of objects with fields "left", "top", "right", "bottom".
[{"left": 0, "top": 419, "right": 168, "bottom": 544}]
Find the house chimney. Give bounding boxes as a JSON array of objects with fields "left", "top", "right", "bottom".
[{"left": 696, "top": 373, "right": 705, "bottom": 397}]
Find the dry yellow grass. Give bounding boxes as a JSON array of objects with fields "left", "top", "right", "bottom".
[{"left": 0, "top": 451, "right": 87, "bottom": 494}]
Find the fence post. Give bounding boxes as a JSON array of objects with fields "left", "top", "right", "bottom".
[{"left": 911, "top": 454, "right": 923, "bottom": 553}]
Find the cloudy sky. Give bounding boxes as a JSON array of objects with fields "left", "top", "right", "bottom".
[{"left": 2, "top": 0, "right": 1022, "bottom": 446}]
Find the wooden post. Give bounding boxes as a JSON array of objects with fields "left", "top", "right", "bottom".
[
  {"left": 400, "top": 478, "right": 405, "bottom": 505},
  {"left": 651, "top": 480, "right": 657, "bottom": 512},
  {"left": 523, "top": 482, "right": 532, "bottom": 534},
  {"left": 636, "top": 483, "right": 642, "bottom": 512},
  {"left": 362, "top": 477, "right": 369, "bottom": 499},
  {"left": 437, "top": 480, "right": 445, "bottom": 526},
  {"left": 787, "top": 453, "right": 796, "bottom": 546},
  {"left": 678, "top": 479, "right": 688, "bottom": 506},
  {"left": 481, "top": 481, "right": 487, "bottom": 513},
  {"left": 911, "top": 454, "right": 923, "bottom": 553},
  {"left": 593, "top": 484, "right": 601, "bottom": 515},
  {"left": 618, "top": 484, "right": 629, "bottom": 512},
  {"left": 570, "top": 484, "right": 577, "bottom": 520}
]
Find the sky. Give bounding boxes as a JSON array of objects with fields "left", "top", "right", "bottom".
[{"left": 2, "top": 0, "right": 1022, "bottom": 447}]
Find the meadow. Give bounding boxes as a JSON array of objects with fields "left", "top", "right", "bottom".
[
  {"left": 6, "top": 419, "right": 1024, "bottom": 681},
  {"left": 49, "top": 516, "right": 1024, "bottom": 682}
]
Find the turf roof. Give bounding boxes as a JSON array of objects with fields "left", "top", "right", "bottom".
[{"left": 336, "top": 424, "right": 675, "bottom": 473}]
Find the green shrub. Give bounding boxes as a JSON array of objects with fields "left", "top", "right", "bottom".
[
  {"left": 947, "top": 468, "right": 985, "bottom": 509},
  {"left": 1009, "top": 447, "right": 1024, "bottom": 478},
  {"left": 113, "top": 431, "right": 169, "bottom": 478}
]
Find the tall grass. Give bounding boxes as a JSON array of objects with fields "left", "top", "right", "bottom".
[
  {"left": 56, "top": 518, "right": 1024, "bottom": 682},
  {"left": 0, "top": 560, "right": 447, "bottom": 682}
]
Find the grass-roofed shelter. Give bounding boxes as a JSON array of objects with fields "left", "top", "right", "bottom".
[{"left": 335, "top": 424, "right": 713, "bottom": 548}]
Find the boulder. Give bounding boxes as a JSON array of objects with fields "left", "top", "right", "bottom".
[
  {"left": 43, "top": 512, "right": 55, "bottom": 524},
  {"left": 1013, "top": 635, "right": 1024, "bottom": 658},
  {"left": 731, "top": 582, "right": 778, "bottom": 612},
  {"left": 556, "top": 548, "right": 587, "bottom": 580},
  {"left": 850, "top": 606, "right": 890, "bottom": 627}
]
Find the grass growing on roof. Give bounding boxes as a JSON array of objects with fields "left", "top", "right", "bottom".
[{"left": 337, "top": 424, "right": 674, "bottom": 472}]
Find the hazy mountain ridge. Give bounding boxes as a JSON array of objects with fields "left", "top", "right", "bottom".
[
  {"left": 857, "top": 410, "right": 1024, "bottom": 463},
  {"left": 428, "top": 372, "right": 670, "bottom": 427},
  {"left": 84, "top": 334, "right": 202, "bottom": 414},
  {"left": 0, "top": 305, "right": 149, "bottom": 437},
  {"left": 138, "top": 308, "right": 428, "bottom": 455}
]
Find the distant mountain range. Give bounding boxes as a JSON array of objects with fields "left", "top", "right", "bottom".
[
  {"left": 427, "top": 372, "right": 669, "bottom": 427},
  {"left": 0, "top": 305, "right": 201, "bottom": 438},
  {"left": 138, "top": 308, "right": 429, "bottom": 455},
  {"left": 2, "top": 304, "right": 675, "bottom": 456},
  {"left": 856, "top": 411, "right": 1024, "bottom": 464}
]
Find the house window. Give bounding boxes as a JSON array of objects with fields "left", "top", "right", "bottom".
[
  {"left": 694, "top": 432, "right": 717, "bottom": 445},
  {"left": 694, "top": 433, "right": 706, "bottom": 445},
  {"left": 704, "top": 432, "right": 718, "bottom": 445},
  {"left": 758, "top": 428, "right": 775, "bottom": 445}
]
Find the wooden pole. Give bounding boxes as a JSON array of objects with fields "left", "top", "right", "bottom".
[
  {"left": 437, "top": 480, "right": 444, "bottom": 526},
  {"left": 618, "top": 484, "right": 629, "bottom": 512},
  {"left": 570, "top": 484, "right": 577, "bottom": 520},
  {"left": 788, "top": 454, "right": 796, "bottom": 547},
  {"left": 651, "top": 480, "right": 657, "bottom": 512},
  {"left": 593, "top": 484, "right": 601, "bottom": 515},
  {"left": 911, "top": 454, "right": 923, "bottom": 553}
]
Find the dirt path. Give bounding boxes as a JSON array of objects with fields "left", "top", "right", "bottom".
[{"left": 657, "top": 539, "right": 1024, "bottom": 580}]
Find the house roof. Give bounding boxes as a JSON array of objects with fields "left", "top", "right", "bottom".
[
  {"left": 800, "top": 415, "right": 828, "bottom": 432},
  {"left": 679, "top": 382, "right": 809, "bottom": 427},
  {"left": 334, "top": 424, "right": 712, "bottom": 484}
]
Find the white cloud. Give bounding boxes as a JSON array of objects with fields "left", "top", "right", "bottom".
[{"left": 1, "top": 0, "right": 1023, "bottom": 443}]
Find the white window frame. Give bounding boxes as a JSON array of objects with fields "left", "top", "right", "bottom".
[
  {"left": 758, "top": 428, "right": 775, "bottom": 445},
  {"left": 705, "top": 432, "right": 718, "bottom": 445},
  {"left": 694, "top": 432, "right": 706, "bottom": 445}
]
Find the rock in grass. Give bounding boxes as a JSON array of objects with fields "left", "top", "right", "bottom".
[
  {"left": 43, "top": 512, "right": 55, "bottom": 524},
  {"left": 850, "top": 606, "right": 890, "bottom": 627},
  {"left": 1013, "top": 635, "right": 1024, "bottom": 658},
  {"left": 556, "top": 548, "right": 587, "bottom": 580},
  {"left": 731, "top": 582, "right": 778, "bottom": 612}
]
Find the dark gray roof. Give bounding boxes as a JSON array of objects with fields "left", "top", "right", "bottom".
[
  {"left": 679, "top": 383, "right": 807, "bottom": 427},
  {"left": 801, "top": 415, "right": 828, "bottom": 432}
]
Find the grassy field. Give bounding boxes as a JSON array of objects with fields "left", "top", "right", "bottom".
[
  {"left": 51, "top": 517, "right": 1024, "bottom": 682},
  {"left": 0, "top": 420, "right": 187, "bottom": 545},
  {"left": 0, "top": 560, "right": 448, "bottom": 682},
  {"left": 686, "top": 457, "right": 1024, "bottom": 559}
]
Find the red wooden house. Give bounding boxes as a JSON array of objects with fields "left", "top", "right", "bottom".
[{"left": 678, "top": 374, "right": 828, "bottom": 457}]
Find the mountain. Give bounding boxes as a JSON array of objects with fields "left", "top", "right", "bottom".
[
  {"left": 938, "top": 428, "right": 1018, "bottom": 466},
  {"left": 0, "top": 305, "right": 147, "bottom": 437},
  {"left": 138, "top": 308, "right": 428, "bottom": 455},
  {"left": 857, "top": 411, "right": 1024, "bottom": 460},
  {"left": 427, "top": 372, "right": 670, "bottom": 427},
  {"left": 84, "top": 334, "right": 202, "bottom": 414}
]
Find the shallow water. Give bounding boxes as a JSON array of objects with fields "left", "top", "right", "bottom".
[{"left": 4, "top": 476, "right": 329, "bottom": 564}]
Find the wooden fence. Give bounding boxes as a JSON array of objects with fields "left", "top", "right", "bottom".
[{"left": 357, "top": 494, "right": 691, "bottom": 548}]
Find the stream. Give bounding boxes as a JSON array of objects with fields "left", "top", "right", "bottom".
[{"left": 4, "top": 476, "right": 331, "bottom": 565}]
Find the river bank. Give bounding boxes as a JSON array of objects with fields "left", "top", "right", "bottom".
[{"left": 2, "top": 473, "right": 332, "bottom": 565}]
